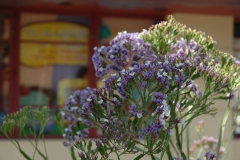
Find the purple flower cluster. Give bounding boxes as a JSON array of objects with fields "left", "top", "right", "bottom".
[
  {"left": 101, "top": 118, "right": 135, "bottom": 143},
  {"left": 59, "top": 22, "right": 240, "bottom": 160},
  {"left": 61, "top": 87, "right": 97, "bottom": 146},
  {"left": 92, "top": 31, "right": 156, "bottom": 78},
  {"left": 140, "top": 119, "right": 166, "bottom": 138},
  {"left": 61, "top": 36, "right": 223, "bottom": 149},
  {"left": 90, "top": 37, "right": 209, "bottom": 140},
  {"left": 129, "top": 104, "right": 143, "bottom": 118}
]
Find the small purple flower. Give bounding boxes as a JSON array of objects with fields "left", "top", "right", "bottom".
[
  {"left": 235, "top": 59, "right": 240, "bottom": 65},
  {"left": 175, "top": 102, "right": 180, "bottom": 112},
  {"left": 65, "top": 96, "right": 77, "bottom": 106},
  {"left": 173, "top": 156, "right": 183, "bottom": 160},
  {"left": 129, "top": 104, "right": 137, "bottom": 116},
  {"left": 174, "top": 116, "right": 184, "bottom": 124},
  {"left": 194, "top": 55, "right": 201, "bottom": 66},
  {"left": 196, "top": 90, "right": 204, "bottom": 98},
  {"left": 152, "top": 92, "right": 167, "bottom": 100},
  {"left": 178, "top": 38, "right": 187, "bottom": 49},
  {"left": 188, "top": 39, "right": 197, "bottom": 51},
  {"left": 191, "top": 83, "right": 198, "bottom": 92},
  {"left": 84, "top": 119, "right": 93, "bottom": 127},
  {"left": 174, "top": 73, "right": 185, "bottom": 85},
  {"left": 100, "top": 138, "right": 108, "bottom": 144},
  {"left": 141, "top": 81, "right": 147, "bottom": 88},
  {"left": 163, "top": 61, "right": 171, "bottom": 72},
  {"left": 155, "top": 105, "right": 164, "bottom": 114},
  {"left": 63, "top": 141, "right": 69, "bottom": 147},
  {"left": 73, "top": 90, "right": 81, "bottom": 103},
  {"left": 95, "top": 140, "right": 102, "bottom": 147},
  {"left": 81, "top": 128, "right": 89, "bottom": 136},
  {"left": 96, "top": 69, "right": 105, "bottom": 78},
  {"left": 205, "top": 151, "right": 217, "bottom": 160}
]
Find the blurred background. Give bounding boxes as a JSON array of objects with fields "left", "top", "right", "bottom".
[{"left": 0, "top": 0, "right": 240, "bottom": 159}]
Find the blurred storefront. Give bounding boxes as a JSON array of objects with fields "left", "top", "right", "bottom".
[{"left": 0, "top": 1, "right": 240, "bottom": 137}]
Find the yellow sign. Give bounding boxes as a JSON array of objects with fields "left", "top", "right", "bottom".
[
  {"left": 21, "top": 22, "right": 88, "bottom": 42},
  {"left": 20, "top": 43, "right": 88, "bottom": 66}
]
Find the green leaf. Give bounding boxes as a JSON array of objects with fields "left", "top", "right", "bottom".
[
  {"left": 202, "top": 91, "right": 212, "bottom": 100},
  {"left": 150, "top": 154, "right": 156, "bottom": 160},
  {"left": 97, "top": 147, "right": 106, "bottom": 158},
  {"left": 19, "top": 149, "right": 32, "bottom": 160},
  {"left": 160, "top": 134, "right": 171, "bottom": 159},
  {"left": 207, "top": 43, "right": 214, "bottom": 50},
  {"left": 134, "top": 154, "right": 145, "bottom": 160},
  {"left": 75, "top": 141, "right": 85, "bottom": 151},
  {"left": 94, "top": 103, "right": 106, "bottom": 118},
  {"left": 181, "top": 151, "right": 187, "bottom": 160},
  {"left": 221, "top": 56, "right": 227, "bottom": 68},
  {"left": 87, "top": 141, "right": 92, "bottom": 154},
  {"left": 132, "top": 118, "right": 138, "bottom": 131},
  {"left": 126, "top": 141, "right": 135, "bottom": 151},
  {"left": 191, "top": 73, "right": 201, "bottom": 80}
]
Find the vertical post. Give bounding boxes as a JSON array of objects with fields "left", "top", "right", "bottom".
[
  {"left": 88, "top": 13, "right": 100, "bottom": 88},
  {"left": 9, "top": 10, "right": 20, "bottom": 113}
]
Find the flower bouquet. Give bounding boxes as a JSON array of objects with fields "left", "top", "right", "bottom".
[
  {"left": 1, "top": 15, "right": 240, "bottom": 160},
  {"left": 60, "top": 15, "right": 240, "bottom": 160}
]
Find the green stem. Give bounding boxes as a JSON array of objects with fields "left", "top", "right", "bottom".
[
  {"left": 175, "top": 125, "right": 182, "bottom": 151},
  {"left": 115, "top": 151, "right": 120, "bottom": 160},
  {"left": 133, "top": 146, "right": 159, "bottom": 160},
  {"left": 217, "top": 99, "right": 231, "bottom": 159},
  {"left": 12, "top": 137, "right": 32, "bottom": 160},
  {"left": 160, "top": 134, "right": 171, "bottom": 160},
  {"left": 42, "top": 134, "right": 48, "bottom": 160},
  {"left": 5, "top": 135, "right": 20, "bottom": 149},
  {"left": 19, "top": 148, "right": 32, "bottom": 160},
  {"left": 197, "top": 147, "right": 203, "bottom": 159},
  {"left": 170, "top": 139, "right": 179, "bottom": 157},
  {"left": 186, "top": 105, "right": 192, "bottom": 160},
  {"left": 136, "top": 85, "right": 146, "bottom": 108},
  {"left": 30, "top": 128, "right": 41, "bottom": 159},
  {"left": 166, "top": 145, "right": 172, "bottom": 160},
  {"left": 70, "top": 146, "right": 77, "bottom": 160},
  {"left": 23, "top": 130, "right": 47, "bottom": 160},
  {"left": 133, "top": 139, "right": 149, "bottom": 149},
  {"left": 186, "top": 125, "right": 190, "bottom": 160},
  {"left": 175, "top": 125, "right": 187, "bottom": 160}
]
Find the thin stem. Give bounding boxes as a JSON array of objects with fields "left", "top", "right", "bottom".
[
  {"left": 197, "top": 147, "right": 203, "bottom": 159},
  {"left": 170, "top": 139, "right": 179, "bottom": 157},
  {"left": 135, "top": 85, "right": 146, "bottom": 108},
  {"left": 133, "top": 139, "right": 149, "bottom": 149},
  {"left": 29, "top": 128, "right": 39, "bottom": 159},
  {"left": 160, "top": 134, "right": 171, "bottom": 160},
  {"left": 23, "top": 130, "right": 47, "bottom": 160},
  {"left": 12, "top": 137, "right": 32, "bottom": 160},
  {"left": 70, "top": 146, "right": 77, "bottom": 160},
  {"left": 5, "top": 135, "right": 20, "bottom": 149},
  {"left": 42, "top": 134, "right": 48, "bottom": 160},
  {"left": 115, "top": 151, "right": 120, "bottom": 160},
  {"left": 166, "top": 145, "right": 173, "bottom": 160},
  {"left": 133, "top": 146, "right": 159, "bottom": 160}
]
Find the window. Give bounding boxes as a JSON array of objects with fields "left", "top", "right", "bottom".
[{"left": 19, "top": 13, "right": 89, "bottom": 135}]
